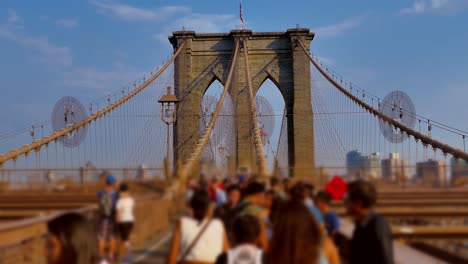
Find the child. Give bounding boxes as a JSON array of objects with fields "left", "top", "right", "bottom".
[{"left": 116, "top": 183, "right": 135, "bottom": 262}]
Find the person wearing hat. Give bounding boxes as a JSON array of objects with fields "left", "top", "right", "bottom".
[{"left": 97, "top": 175, "right": 119, "bottom": 263}]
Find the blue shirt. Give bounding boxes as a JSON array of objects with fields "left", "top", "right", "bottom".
[
  {"left": 323, "top": 211, "right": 340, "bottom": 235},
  {"left": 307, "top": 204, "right": 324, "bottom": 224},
  {"left": 97, "top": 189, "right": 118, "bottom": 219}
]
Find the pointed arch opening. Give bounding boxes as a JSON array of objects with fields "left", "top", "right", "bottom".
[
  {"left": 199, "top": 79, "right": 235, "bottom": 176},
  {"left": 256, "top": 78, "right": 288, "bottom": 176}
]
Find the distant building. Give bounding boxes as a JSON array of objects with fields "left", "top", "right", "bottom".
[
  {"left": 381, "top": 153, "right": 409, "bottom": 181},
  {"left": 365, "top": 152, "right": 382, "bottom": 180},
  {"left": 346, "top": 150, "right": 363, "bottom": 179},
  {"left": 416, "top": 159, "right": 446, "bottom": 187},
  {"left": 346, "top": 150, "right": 382, "bottom": 180},
  {"left": 450, "top": 158, "right": 468, "bottom": 185}
]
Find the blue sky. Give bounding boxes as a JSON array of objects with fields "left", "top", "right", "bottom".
[{"left": 1, "top": 0, "right": 468, "bottom": 153}]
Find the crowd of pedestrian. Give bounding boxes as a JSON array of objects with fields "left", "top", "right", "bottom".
[
  {"left": 166, "top": 175, "right": 394, "bottom": 264},
  {"left": 44, "top": 173, "right": 394, "bottom": 264}
]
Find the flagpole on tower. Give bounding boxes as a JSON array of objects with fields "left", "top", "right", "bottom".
[{"left": 240, "top": 0, "right": 244, "bottom": 29}]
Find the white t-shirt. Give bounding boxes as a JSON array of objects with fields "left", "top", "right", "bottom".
[
  {"left": 116, "top": 197, "right": 135, "bottom": 223},
  {"left": 227, "top": 245, "right": 263, "bottom": 264},
  {"left": 179, "top": 217, "right": 224, "bottom": 262}
]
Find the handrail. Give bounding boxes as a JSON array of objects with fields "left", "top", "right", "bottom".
[
  {"left": 0, "top": 43, "right": 186, "bottom": 167},
  {"left": 297, "top": 39, "right": 468, "bottom": 161}
]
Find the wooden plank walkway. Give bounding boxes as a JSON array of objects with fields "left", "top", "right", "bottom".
[{"left": 133, "top": 231, "right": 172, "bottom": 264}]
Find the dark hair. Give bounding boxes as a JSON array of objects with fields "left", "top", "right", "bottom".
[
  {"left": 266, "top": 201, "right": 322, "bottom": 264},
  {"left": 119, "top": 182, "right": 129, "bottom": 192},
  {"left": 189, "top": 190, "right": 211, "bottom": 222},
  {"left": 304, "top": 183, "right": 315, "bottom": 197},
  {"left": 243, "top": 181, "right": 265, "bottom": 197},
  {"left": 269, "top": 194, "right": 285, "bottom": 225},
  {"left": 347, "top": 180, "right": 377, "bottom": 208},
  {"left": 270, "top": 177, "right": 279, "bottom": 187},
  {"left": 47, "top": 213, "right": 98, "bottom": 264},
  {"left": 289, "top": 181, "right": 308, "bottom": 202},
  {"left": 315, "top": 191, "right": 332, "bottom": 204},
  {"left": 222, "top": 178, "right": 230, "bottom": 186},
  {"left": 226, "top": 184, "right": 241, "bottom": 195},
  {"left": 233, "top": 215, "right": 260, "bottom": 244},
  {"left": 265, "top": 189, "right": 275, "bottom": 197}
]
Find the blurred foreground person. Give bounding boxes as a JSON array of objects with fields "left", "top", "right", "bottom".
[
  {"left": 289, "top": 182, "right": 324, "bottom": 226},
  {"left": 215, "top": 215, "right": 264, "bottom": 264},
  {"left": 236, "top": 181, "right": 269, "bottom": 250},
  {"left": 214, "top": 185, "right": 242, "bottom": 241},
  {"left": 266, "top": 201, "right": 340, "bottom": 264},
  {"left": 346, "top": 180, "right": 394, "bottom": 264},
  {"left": 167, "top": 190, "right": 229, "bottom": 264},
  {"left": 46, "top": 213, "right": 99, "bottom": 264},
  {"left": 315, "top": 191, "right": 340, "bottom": 238}
]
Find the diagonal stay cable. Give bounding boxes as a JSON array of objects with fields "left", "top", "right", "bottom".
[
  {"left": 242, "top": 39, "right": 271, "bottom": 177},
  {"left": 179, "top": 40, "right": 241, "bottom": 180}
]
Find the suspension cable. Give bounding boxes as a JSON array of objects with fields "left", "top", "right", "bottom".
[
  {"left": 0, "top": 43, "right": 186, "bottom": 167},
  {"left": 297, "top": 39, "right": 468, "bottom": 161}
]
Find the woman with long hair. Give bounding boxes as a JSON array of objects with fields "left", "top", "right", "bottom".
[
  {"left": 266, "top": 200, "right": 340, "bottom": 264},
  {"left": 167, "top": 189, "right": 229, "bottom": 264},
  {"left": 46, "top": 212, "right": 99, "bottom": 264}
]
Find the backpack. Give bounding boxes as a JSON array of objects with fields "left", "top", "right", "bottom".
[{"left": 99, "top": 190, "right": 117, "bottom": 218}]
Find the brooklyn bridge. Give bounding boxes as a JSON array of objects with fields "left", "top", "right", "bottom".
[{"left": 0, "top": 28, "right": 467, "bottom": 263}]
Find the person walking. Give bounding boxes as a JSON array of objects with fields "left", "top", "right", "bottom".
[
  {"left": 235, "top": 181, "right": 269, "bottom": 251},
  {"left": 97, "top": 175, "right": 119, "bottom": 263},
  {"left": 265, "top": 200, "right": 340, "bottom": 264},
  {"left": 289, "top": 182, "right": 325, "bottom": 227},
  {"left": 116, "top": 182, "right": 135, "bottom": 263},
  {"left": 346, "top": 180, "right": 394, "bottom": 264},
  {"left": 315, "top": 191, "right": 340, "bottom": 238},
  {"left": 215, "top": 215, "right": 264, "bottom": 264},
  {"left": 214, "top": 185, "right": 242, "bottom": 241},
  {"left": 167, "top": 190, "right": 229, "bottom": 264}
]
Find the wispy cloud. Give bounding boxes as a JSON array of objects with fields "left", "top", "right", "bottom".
[
  {"left": 55, "top": 18, "right": 78, "bottom": 28},
  {"left": 0, "top": 11, "right": 73, "bottom": 68},
  {"left": 400, "top": 0, "right": 468, "bottom": 15},
  {"left": 59, "top": 64, "right": 143, "bottom": 93},
  {"left": 154, "top": 13, "right": 238, "bottom": 44},
  {"left": 312, "top": 16, "right": 366, "bottom": 38},
  {"left": 90, "top": 0, "right": 190, "bottom": 22}
]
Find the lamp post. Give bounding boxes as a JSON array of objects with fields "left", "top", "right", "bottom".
[{"left": 158, "top": 86, "right": 179, "bottom": 178}]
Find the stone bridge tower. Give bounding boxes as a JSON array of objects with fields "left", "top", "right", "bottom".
[{"left": 169, "top": 28, "right": 315, "bottom": 179}]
